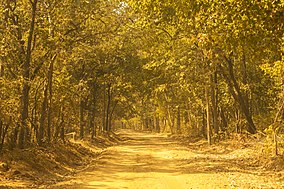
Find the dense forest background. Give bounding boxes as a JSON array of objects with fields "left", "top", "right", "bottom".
[{"left": 0, "top": 0, "right": 283, "bottom": 151}]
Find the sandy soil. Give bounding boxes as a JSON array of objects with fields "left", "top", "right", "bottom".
[{"left": 44, "top": 130, "right": 284, "bottom": 189}]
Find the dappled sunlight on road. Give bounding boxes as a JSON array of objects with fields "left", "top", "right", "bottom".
[{"left": 49, "top": 130, "right": 284, "bottom": 189}]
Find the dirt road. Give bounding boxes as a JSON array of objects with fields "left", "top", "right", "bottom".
[{"left": 49, "top": 130, "right": 284, "bottom": 189}]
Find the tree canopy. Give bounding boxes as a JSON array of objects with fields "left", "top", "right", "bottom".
[{"left": 0, "top": 0, "right": 283, "bottom": 150}]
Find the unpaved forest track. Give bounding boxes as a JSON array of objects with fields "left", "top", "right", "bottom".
[{"left": 49, "top": 130, "right": 284, "bottom": 189}]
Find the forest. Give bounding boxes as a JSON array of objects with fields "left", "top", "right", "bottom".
[{"left": 0, "top": 0, "right": 284, "bottom": 188}]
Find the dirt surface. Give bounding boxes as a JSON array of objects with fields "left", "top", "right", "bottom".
[
  {"left": 0, "top": 134, "right": 121, "bottom": 189},
  {"left": 46, "top": 130, "right": 284, "bottom": 189}
]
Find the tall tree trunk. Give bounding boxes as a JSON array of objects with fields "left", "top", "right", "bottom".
[
  {"left": 38, "top": 83, "right": 48, "bottom": 145},
  {"left": 109, "top": 101, "right": 118, "bottom": 132},
  {"left": 0, "top": 121, "right": 3, "bottom": 151},
  {"left": 186, "top": 102, "right": 196, "bottom": 133},
  {"left": 38, "top": 56, "right": 55, "bottom": 145},
  {"left": 105, "top": 83, "right": 111, "bottom": 132},
  {"left": 79, "top": 99, "right": 84, "bottom": 139},
  {"left": 177, "top": 106, "right": 181, "bottom": 133},
  {"left": 19, "top": 0, "right": 38, "bottom": 148},
  {"left": 102, "top": 83, "right": 106, "bottom": 132},
  {"left": 54, "top": 108, "right": 61, "bottom": 140},
  {"left": 46, "top": 1, "right": 55, "bottom": 143},
  {"left": 273, "top": 86, "right": 284, "bottom": 155},
  {"left": 165, "top": 107, "right": 174, "bottom": 133},
  {"left": 162, "top": 118, "right": 167, "bottom": 133},
  {"left": 155, "top": 116, "right": 160, "bottom": 133},
  {"left": 148, "top": 118, "right": 153, "bottom": 131},
  {"left": 89, "top": 110, "right": 96, "bottom": 139},
  {"left": 0, "top": 121, "right": 9, "bottom": 152},
  {"left": 60, "top": 115, "right": 65, "bottom": 143},
  {"left": 0, "top": 63, "right": 4, "bottom": 77},
  {"left": 89, "top": 83, "right": 97, "bottom": 138},
  {"left": 206, "top": 86, "right": 212, "bottom": 145},
  {"left": 235, "top": 109, "right": 241, "bottom": 133},
  {"left": 0, "top": 121, "right": 2, "bottom": 148},
  {"left": 143, "top": 118, "right": 148, "bottom": 130},
  {"left": 220, "top": 107, "right": 228, "bottom": 131},
  {"left": 171, "top": 113, "right": 175, "bottom": 134},
  {"left": 227, "top": 56, "right": 256, "bottom": 134},
  {"left": 31, "top": 82, "right": 41, "bottom": 141},
  {"left": 47, "top": 55, "right": 55, "bottom": 143},
  {"left": 211, "top": 70, "right": 219, "bottom": 134},
  {"left": 202, "top": 110, "right": 206, "bottom": 137},
  {"left": 241, "top": 53, "right": 249, "bottom": 108},
  {"left": 220, "top": 55, "right": 257, "bottom": 134}
]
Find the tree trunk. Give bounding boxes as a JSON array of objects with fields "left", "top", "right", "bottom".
[
  {"left": 206, "top": 86, "right": 212, "bottom": 145},
  {"left": 102, "top": 83, "right": 106, "bottom": 131},
  {"left": 105, "top": 83, "right": 111, "bottom": 132},
  {"left": 89, "top": 83, "right": 98, "bottom": 138},
  {"left": 45, "top": 1, "right": 56, "bottom": 142},
  {"left": 186, "top": 102, "right": 196, "bottom": 133},
  {"left": 220, "top": 56, "right": 257, "bottom": 134},
  {"left": 59, "top": 112, "right": 65, "bottom": 142},
  {"left": 0, "top": 121, "right": 2, "bottom": 147},
  {"left": 38, "top": 83, "right": 48, "bottom": 145},
  {"left": 211, "top": 70, "right": 219, "bottom": 134},
  {"left": 235, "top": 109, "right": 241, "bottom": 133},
  {"left": 241, "top": 53, "right": 250, "bottom": 109},
  {"left": 220, "top": 107, "right": 228, "bottom": 131},
  {"left": 155, "top": 116, "right": 160, "bottom": 133},
  {"left": 31, "top": 82, "right": 42, "bottom": 141},
  {"left": 19, "top": 0, "right": 38, "bottom": 149},
  {"left": 177, "top": 106, "right": 181, "bottom": 133},
  {"left": 54, "top": 106, "right": 63, "bottom": 140},
  {"left": 79, "top": 99, "right": 84, "bottom": 139},
  {"left": 162, "top": 118, "right": 167, "bottom": 133},
  {"left": 0, "top": 121, "right": 3, "bottom": 151},
  {"left": 148, "top": 118, "right": 153, "bottom": 131},
  {"left": 166, "top": 107, "right": 174, "bottom": 133},
  {"left": 109, "top": 101, "right": 118, "bottom": 132},
  {"left": 202, "top": 110, "right": 206, "bottom": 137},
  {"left": 0, "top": 121, "right": 9, "bottom": 152},
  {"left": 227, "top": 57, "right": 256, "bottom": 134},
  {"left": 47, "top": 55, "right": 55, "bottom": 143},
  {"left": 0, "top": 63, "right": 4, "bottom": 77},
  {"left": 143, "top": 118, "right": 148, "bottom": 130},
  {"left": 89, "top": 110, "right": 96, "bottom": 139},
  {"left": 273, "top": 86, "right": 284, "bottom": 155},
  {"left": 171, "top": 114, "right": 175, "bottom": 134}
]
